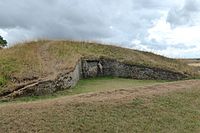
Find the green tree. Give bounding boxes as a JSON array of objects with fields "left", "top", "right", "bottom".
[{"left": 0, "top": 35, "right": 7, "bottom": 48}]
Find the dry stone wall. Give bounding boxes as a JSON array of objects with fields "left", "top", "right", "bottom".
[
  {"left": 1, "top": 58, "right": 188, "bottom": 99},
  {"left": 82, "top": 58, "right": 187, "bottom": 80}
]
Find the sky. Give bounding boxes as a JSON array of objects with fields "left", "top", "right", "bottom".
[{"left": 0, "top": 0, "right": 200, "bottom": 58}]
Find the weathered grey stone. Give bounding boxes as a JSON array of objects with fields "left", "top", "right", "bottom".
[
  {"left": 82, "top": 58, "right": 187, "bottom": 80},
  {"left": 1, "top": 58, "right": 188, "bottom": 99},
  {"left": 55, "top": 61, "right": 82, "bottom": 90}
]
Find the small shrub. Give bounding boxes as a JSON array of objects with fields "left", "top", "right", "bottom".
[
  {"left": 0, "top": 36, "right": 7, "bottom": 48},
  {"left": 0, "top": 76, "right": 6, "bottom": 86}
]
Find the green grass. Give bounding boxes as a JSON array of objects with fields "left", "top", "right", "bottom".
[
  {"left": 1, "top": 83, "right": 200, "bottom": 132},
  {"left": 0, "top": 75, "right": 6, "bottom": 87},
  {"left": 4, "top": 77, "right": 164, "bottom": 103},
  {"left": 64, "top": 77, "right": 166, "bottom": 95}
]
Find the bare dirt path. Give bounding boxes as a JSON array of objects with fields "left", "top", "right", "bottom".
[
  {"left": 1, "top": 79, "right": 200, "bottom": 109},
  {"left": 38, "top": 42, "right": 58, "bottom": 79}
]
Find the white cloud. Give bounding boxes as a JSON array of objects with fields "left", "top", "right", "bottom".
[
  {"left": 148, "top": 17, "right": 200, "bottom": 46},
  {"left": 147, "top": 16, "right": 200, "bottom": 58},
  {"left": 1, "top": 27, "right": 36, "bottom": 44},
  {"left": 0, "top": 29, "right": 7, "bottom": 38}
]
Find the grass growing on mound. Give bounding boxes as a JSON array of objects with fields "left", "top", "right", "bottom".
[
  {"left": 0, "top": 76, "right": 6, "bottom": 87},
  {"left": 0, "top": 40, "right": 198, "bottom": 92}
]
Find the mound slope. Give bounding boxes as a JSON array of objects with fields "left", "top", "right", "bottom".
[{"left": 0, "top": 40, "right": 198, "bottom": 98}]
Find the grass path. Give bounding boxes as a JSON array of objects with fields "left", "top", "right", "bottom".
[{"left": 0, "top": 79, "right": 200, "bottom": 133}]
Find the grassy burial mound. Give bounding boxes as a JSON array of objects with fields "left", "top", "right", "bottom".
[{"left": 0, "top": 40, "right": 198, "bottom": 98}]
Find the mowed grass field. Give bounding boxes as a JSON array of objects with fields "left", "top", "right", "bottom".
[{"left": 1, "top": 78, "right": 200, "bottom": 133}]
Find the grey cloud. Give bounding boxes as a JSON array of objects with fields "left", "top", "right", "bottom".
[
  {"left": 172, "top": 44, "right": 196, "bottom": 49},
  {"left": 167, "top": 0, "right": 200, "bottom": 27},
  {"left": 0, "top": 0, "right": 167, "bottom": 44},
  {"left": 0, "top": 0, "right": 115, "bottom": 42},
  {"left": 1, "top": 0, "right": 199, "bottom": 58},
  {"left": 184, "top": 0, "right": 199, "bottom": 12}
]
